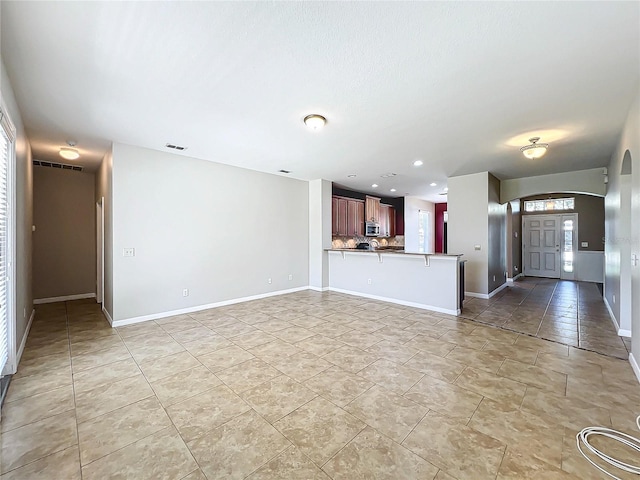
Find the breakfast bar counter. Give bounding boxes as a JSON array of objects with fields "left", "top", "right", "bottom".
[{"left": 326, "top": 249, "right": 465, "bottom": 315}]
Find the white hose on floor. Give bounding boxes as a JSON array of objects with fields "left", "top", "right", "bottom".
[{"left": 576, "top": 415, "right": 640, "bottom": 479}]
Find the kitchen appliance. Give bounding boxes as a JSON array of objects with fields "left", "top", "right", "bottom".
[
  {"left": 356, "top": 242, "right": 371, "bottom": 250},
  {"left": 365, "top": 222, "right": 380, "bottom": 237}
]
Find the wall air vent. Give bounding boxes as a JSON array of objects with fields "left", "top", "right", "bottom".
[
  {"left": 165, "top": 143, "right": 187, "bottom": 151},
  {"left": 278, "top": 169, "right": 291, "bottom": 174},
  {"left": 33, "top": 160, "right": 83, "bottom": 172}
]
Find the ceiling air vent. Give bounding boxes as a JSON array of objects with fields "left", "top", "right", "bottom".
[
  {"left": 165, "top": 143, "right": 187, "bottom": 151},
  {"left": 278, "top": 169, "right": 291, "bottom": 174},
  {"left": 33, "top": 160, "right": 83, "bottom": 172}
]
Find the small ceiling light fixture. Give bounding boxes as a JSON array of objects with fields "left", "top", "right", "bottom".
[
  {"left": 303, "top": 114, "right": 326, "bottom": 130},
  {"left": 390, "top": 188, "right": 397, "bottom": 192},
  {"left": 430, "top": 182, "right": 437, "bottom": 187},
  {"left": 371, "top": 183, "right": 379, "bottom": 188},
  {"left": 520, "top": 137, "right": 549, "bottom": 159},
  {"left": 59, "top": 141, "right": 80, "bottom": 160},
  {"left": 413, "top": 160, "right": 423, "bottom": 167}
]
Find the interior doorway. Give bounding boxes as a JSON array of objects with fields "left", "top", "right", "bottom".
[{"left": 523, "top": 213, "right": 577, "bottom": 279}]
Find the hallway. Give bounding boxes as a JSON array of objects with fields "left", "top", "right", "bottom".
[{"left": 461, "top": 278, "right": 629, "bottom": 360}]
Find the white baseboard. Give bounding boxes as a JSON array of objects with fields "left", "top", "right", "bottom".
[
  {"left": 102, "top": 306, "right": 114, "bottom": 326},
  {"left": 308, "top": 286, "right": 329, "bottom": 292},
  {"left": 326, "top": 287, "right": 460, "bottom": 316},
  {"left": 488, "top": 282, "right": 508, "bottom": 298},
  {"left": 465, "top": 291, "right": 489, "bottom": 299},
  {"left": 16, "top": 309, "right": 35, "bottom": 369},
  {"left": 506, "top": 273, "right": 523, "bottom": 286},
  {"left": 34, "top": 293, "right": 96, "bottom": 305},
  {"left": 465, "top": 283, "right": 507, "bottom": 300},
  {"left": 111, "top": 286, "right": 309, "bottom": 327},
  {"left": 602, "top": 296, "right": 630, "bottom": 337},
  {"left": 629, "top": 353, "right": 640, "bottom": 385}
]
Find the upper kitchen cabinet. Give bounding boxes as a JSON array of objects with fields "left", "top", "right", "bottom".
[
  {"left": 379, "top": 204, "right": 395, "bottom": 237},
  {"left": 332, "top": 196, "right": 364, "bottom": 236},
  {"left": 365, "top": 195, "right": 381, "bottom": 222}
]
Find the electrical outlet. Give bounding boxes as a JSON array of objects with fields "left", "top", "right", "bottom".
[
  {"left": 367, "top": 278, "right": 372, "bottom": 285},
  {"left": 182, "top": 289, "right": 189, "bottom": 297},
  {"left": 123, "top": 248, "right": 135, "bottom": 257},
  {"left": 268, "top": 278, "right": 272, "bottom": 284},
  {"left": 288, "top": 274, "right": 293, "bottom": 281}
]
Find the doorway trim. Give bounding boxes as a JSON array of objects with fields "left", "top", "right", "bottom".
[
  {"left": 522, "top": 213, "right": 578, "bottom": 279},
  {"left": 96, "top": 197, "right": 104, "bottom": 306}
]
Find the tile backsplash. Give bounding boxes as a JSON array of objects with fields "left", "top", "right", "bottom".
[{"left": 331, "top": 235, "right": 405, "bottom": 249}]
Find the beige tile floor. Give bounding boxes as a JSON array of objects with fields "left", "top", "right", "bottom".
[
  {"left": 461, "top": 278, "right": 630, "bottom": 359},
  {"left": 1, "top": 287, "right": 639, "bottom": 479}
]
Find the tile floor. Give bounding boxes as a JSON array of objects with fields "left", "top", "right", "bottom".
[
  {"left": 460, "top": 278, "right": 630, "bottom": 359},
  {"left": 1, "top": 285, "right": 639, "bottom": 479}
]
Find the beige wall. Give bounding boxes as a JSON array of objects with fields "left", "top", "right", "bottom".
[
  {"left": 1, "top": 58, "right": 33, "bottom": 372},
  {"left": 111, "top": 143, "right": 309, "bottom": 322},
  {"left": 96, "top": 147, "right": 113, "bottom": 320},
  {"left": 488, "top": 173, "right": 507, "bottom": 292},
  {"left": 605, "top": 88, "right": 640, "bottom": 350},
  {"left": 33, "top": 166, "right": 96, "bottom": 299},
  {"left": 448, "top": 172, "right": 490, "bottom": 295}
]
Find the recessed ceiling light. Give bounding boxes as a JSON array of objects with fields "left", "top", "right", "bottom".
[
  {"left": 347, "top": 174, "right": 357, "bottom": 178},
  {"left": 371, "top": 184, "right": 378, "bottom": 188},
  {"left": 413, "top": 160, "right": 423, "bottom": 167},
  {"left": 390, "top": 188, "right": 397, "bottom": 192},
  {"left": 303, "top": 114, "right": 326, "bottom": 130},
  {"left": 430, "top": 182, "right": 437, "bottom": 187},
  {"left": 444, "top": 187, "right": 449, "bottom": 192}
]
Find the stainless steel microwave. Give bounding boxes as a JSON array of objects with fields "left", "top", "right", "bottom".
[{"left": 365, "top": 222, "right": 380, "bottom": 237}]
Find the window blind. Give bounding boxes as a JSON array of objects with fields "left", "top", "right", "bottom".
[{"left": 0, "top": 116, "right": 9, "bottom": 375}]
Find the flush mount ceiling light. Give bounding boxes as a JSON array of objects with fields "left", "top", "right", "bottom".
[
  {"left": 430, "top": 182, "right": 437, "bottom": 187},
  {"left": 303, "top": 114, "right": 326, "bottom": 130},
  {"left": 59, "top": 141, "right": 79, "bottom": 160},
  {"left": 413, "top": 160, "right": 423, "bottom": 167},
  {"left": 520, "top": 137, "right": 549, "bottom": 159}
]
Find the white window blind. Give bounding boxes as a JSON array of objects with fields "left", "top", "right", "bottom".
[{"left": 0, "top": 113, "right": 10, "bottom": 376}]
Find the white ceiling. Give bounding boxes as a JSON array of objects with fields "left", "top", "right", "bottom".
[{"left": 2, "top": 1, "right": 638, "bottom": 202}]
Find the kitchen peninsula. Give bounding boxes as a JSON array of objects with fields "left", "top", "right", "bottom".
[{"left": 326, "top": 248, "right": 464, "bottom": 315}]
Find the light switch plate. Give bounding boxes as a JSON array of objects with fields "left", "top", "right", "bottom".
[
  {"left": 474, "top": 245, "right": 481, "bottom": 251},
  {"left": 123, "top": 248, "right": 135, "bottom": 257}
]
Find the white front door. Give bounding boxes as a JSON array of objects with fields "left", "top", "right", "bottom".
[{"left": 523, "top": 215, "right": 561, "bottom": 278}]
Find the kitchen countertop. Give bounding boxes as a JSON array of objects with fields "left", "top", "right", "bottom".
[{"left": 326, "top": 248, "right": 463, "bottom": 258}]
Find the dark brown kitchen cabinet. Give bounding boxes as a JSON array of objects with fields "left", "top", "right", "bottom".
[
  {"left": 332, "top": 196, "right": 364, "bottom": 236},
  {"left": 365, "top": 195, "right": 381, "bottom": 222},
  {"left": 379, "top": 204, "right": 396, "bottom": 237}
]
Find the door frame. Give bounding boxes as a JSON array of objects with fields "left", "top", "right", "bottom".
[{"left": 96, "top": 197, "right": 104, "bottom": 306}]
